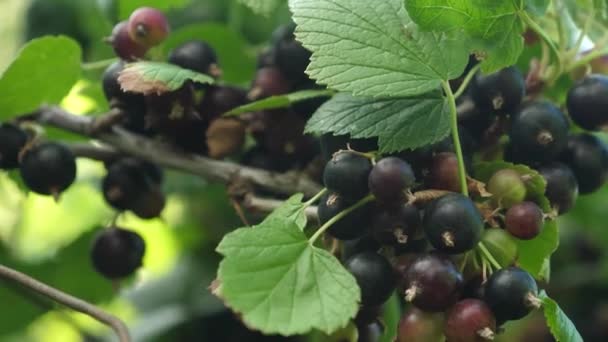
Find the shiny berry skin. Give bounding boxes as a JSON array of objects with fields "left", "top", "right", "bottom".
[
  {"left": 109, "top": 21, "right": 148, "bottom": 61},
  {"left": 199, "top": 85, "right": 248, "bottom": 121},
  {"left": 487, "top": 169, "right": 527, "bottom": 208},
  {"left": 372, "top": 204, "right": 420, "bottom": 247},
  {"left": 444, "top": 299, "right": 497, "bottom": 342},
  {"left": 274, "top": 37, "right": 312, "bottom": 85},
  {"left": 91, "top": 227, "right": 145, "bottom": 279},
  {"left": 317, "top": 192, "right": 372, "bottom": 240},
  {"left": 368, "top": 157, "right": 415, "bottom": 204},
  {"left": 319, "top": 133, "right": 378, "bottom": 162},
  {"left": 505, "top": 202, "right": 544, "bottom": 240},
  {"left": 0, "top": 123, "right": 28, "bottom": 169},
  {"left": 538, "top": 163, "right": 578, "bottom": 214},
  {"left": 566, "top": 75, "right": 608, "bottom": 130},
  {"left": 323, "top": 150, "right": 372, "bottom": 200},
  {"left": 397, "top": 308, "right": 444, "bottom": 342},
  {"left": 102, "top": 158, "right": 161, "bottom": 211},
  {"left": 484, "top": 267, "right": 539, "bottom": 322},
  {"left": 401, "top": 253, "right": 464, "bottom": 312},
  {"left": 508, "top": 101, "right": 570, "bottom": 163},
  {"left": 20, "top": 142, "right": 76, "bottom": 196},
  {"left": 470, "top": 66, "right": 525, "bottom": 114},
  {"left": 423, "top": 193, "right": 484, "bottom": 254},
  {"left": 560, "top": 133, "right": 608, "bottom": 194},
  {"left": 429, "top": 152, "right": 461, "bottom": 192},
  {"left": 168, "top": 41, "right": 220, "bottom": 77},
  {"left": 127, "top": 7, "right": 170, "bottom": 47},
  {"left": 344, "top": 252, "right": 396, "bottom": 307},
  {"left": 248, "top": 67, "right": 291, "bottom": 100}
]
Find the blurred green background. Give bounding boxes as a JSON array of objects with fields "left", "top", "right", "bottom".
[{"left": 0, "top": 0, "right": 607, "bottom": 341}]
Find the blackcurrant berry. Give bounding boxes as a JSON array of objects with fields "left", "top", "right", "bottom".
[
  {"left": 462, "top": 275, "right": 486, "bottom": 300},
  {"left": 102, "top": 158, "right": 160, "bottom": 211},
  {"left": 538, "top": 163, "right": 578, "bottom": 214},
  {"left": 130, "top": 186, "right": 166, "bottom": 219},
  {"left": 372, "top": 204, "right": 420, "bottom": 247},
  {"left": 319, "top": 133, "right": 378, "bottom": 162},
  {"left": 108, "top": 21, "right": 148, "bottom": 61},
  {"left": 444, "top": 299, "right": 497, "bottom": 342},
  {"left": 456, "top": 96, "right": 496, "bottom": 143},
  {"left": 484, "top": 267, "right": 540, "bottom": 322},
  {"left": 354, "top": 305, "right": 383, "bottom": 326},
  {"left": 487, "top": 169, "right": 527, "bottom": 208},
  {"left": 341, "top": 235, "right": 381, "bottom": 261},
  {"left": 423, "top": 193, "right": 484, "bottom": 254},
  {"left": 566, "top": 74, "right": 608, "bottom": 130},
  {"left": 505, "top": 202, "right": 544, "bottom": 240},
  {"left": 560, "top": 133, "right": 608, "bottom": 194},
  {"left": 357, "top": 322, "right": 383, "bottom": 342},
  {"left": 0, "top": 123, "right": 28, "bottom": 169},
  {"left": 508, "top": 101, "right": 569, "bottom": 163},
  {"left": 428, "top": 152, "right": 461, "bottom": 192},
  {"left": 317, "top": 192, "right": 373, "bottom": 240},
  {"left": 20, "top": 142, "right": 76, "bottom": 197},
  {"left": 91, "top": 227, "right": 145, "bottom": 279},
  {"left": 368, "top": 157, "right": 415, "bottom": 204},
  {"left": 344, "top": 252, "right": 396, "bottom": 307},
  {"left": 199, "top": 85, "right": 248, "bottom": 121},
  {"left": 248, "top": 67, "right": 291, "bottom": 100},
  {"left": 470, "top": 66, "right": 525, "bottom": 114},
  {"left": 128, "top": 7, "right": 170, "bottom": 47},
  {"left": 168, "top": 41, "right": 220, "bottom": 78},
  {"left": 401, "top": 253, "right": 464, "bottom": 312},
  {"left": 323, "top": 150, "right": 372, "bottom": 200},
  {"left": 102, "top": 61, "right": 127, "bottom": 102},
  {"left": 397, "top": 307, "right": 444, "bottom": 342},
  {"left": 274, "top": 37, "right": 312, "bottom": 85}
]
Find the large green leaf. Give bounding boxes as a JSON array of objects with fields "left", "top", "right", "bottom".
[
  {"left": 305, "top": 92, "right": 450, "bottom": 152},
  {"left": 0, "top": 36, "right": 81, "bottom": 119},
  {"left": 216, "top": 217, "right": 360, "bottom": 335},
  {"left": 404, "top": 0, "right": 525, "bottom": 72},
  {"left": 539, "top": 290, "right": 584, "bottom": 342},
  {"left": 118, "top": 61, "right": 214, "bottom": 94},
  {"left": 262, "top": 194, "right": 308, "bottom": 230},
  {"left": 289, "top": 0, "right": 468, "bottom": 98},
  {"left": 160, "top": 23, "right": 256, "bottom": 84}
]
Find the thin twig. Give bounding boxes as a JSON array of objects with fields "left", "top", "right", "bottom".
[
  {"left": 0, "top": 264, "right": 130, "bottom": 342},
  {"left": 243, "top": 193, "right": 319, "bottom": 221}
]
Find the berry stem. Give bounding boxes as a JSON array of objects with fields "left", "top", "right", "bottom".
[
  {"left": 477, "top": 242, "right": 502, "bottom": 270},
  {"left": 304, "top": 188, "right": 328, "bottom": 207},
  {"left": 520, "top": 11, "right": 562, "bottom": 83},
  {"left": 308, "top": 194, "right": 374, "bottom": 244},
  {"left": 442, "top": 81, "right": 469, "bottom": 196},
  {"left": 453, "top": 64, "right": 481, "bottom": 99},
  {"left": 0, "top": 263, "right": 131, "bottom": 342}
]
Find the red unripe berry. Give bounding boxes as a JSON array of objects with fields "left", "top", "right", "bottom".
[
  {"left": 109, "top": 21, "right": 148, "bottom": 61},
  {"left": 128, "top": 7, "right": 170, "bottom": 47}
]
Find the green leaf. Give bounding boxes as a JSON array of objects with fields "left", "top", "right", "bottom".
[
  {"left": 118, "top": 0, "right": 188, "bottom": 19},
  {"left": 118, "top": 61, "right": 214, "bottom": 95},
  {"left": 289, "top": 0, "right": 468, "bottom": 98},
  {"left": 239, "top": 0, "right": 284, "bottom": 15},
  {"left": 0, "top": 36, "right": 81, "bottom": 120},
  {"left": 160, "top": 23, "right": 256, "bottom": 84},
  {"left": 539, "top": 290, "right": 584, "bottom": 342},
  {"left": 404, "top": 0, "right": 524, "bottom": 72},
  {"left": 475, "top": 161, "right": 558, "bottom": 279},
  {"left": 216, "top": 217, "right": 360, "bottom": 336},
  {"left": 225, "top": 89, "right": 333, "bottom": 116},
  {"left": 305, "top": 92, "right": 450, "bottom": 152},
  {"left": 262, "top": 194, "right": 308, "bottom": 230},
  {"left": 525, "top": 0, "right": 550, "bottom": 15}
]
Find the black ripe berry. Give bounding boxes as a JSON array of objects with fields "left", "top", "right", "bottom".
[
  {"left": 566, "top": 74, "right": 608, "bottom": 130},
  {"left": 344, "top": 252, "right": 396, "bottom": 307},
  {"left": 484, "top": 266, "right": 540, "bottom": 322},
  {"left": 323, "top": 150, "right": 372, "bottom": 200},
  {"left": 538, "top": 163, "right": 578, "bottom": 214},
  {"left": 401, "top": 253, "right": 464, "bottom": 312},
  {"left": 127, "top": 7, "right": 170, "bottom": 48},
  {"left": 248, "top": 67, "right": 291, "bottom": 100},
  {"left": 102, "top": 61, "right": 126, "bottom": 102},
  {"left": 357, "top": 322, "right": 383, "bottom": 342},
  {"left": 199, "top": 85, "right": 248, "bottom": 121},
  {"left": 470, "top": 66, "right": 525, "bottom": 114},
  {"left": 20, "top": 142, "right": 76, "bottom": 197},
  {"left": 505, "top": 201, "right": 544, "bottom": 240},
  {"left": 508, "top": 101, "right": 569, "bottom": 163},
  {"left": 108, "top": 21, "right": 148, "bottom": 61},
  {"left": 444, "top": 299, "right": 497, "bottom": 342},
  {"left": 317, "top": 191, "right": 372, "bottom": 240},
  {"left": 368, "top": 157, "right": 415, "bottom": 204},
  {"left": 372, "top": 204, "right": 420, "bottom": 247},
  {"left": 560, "top": 133, "right": 608, "bottom": 194},
  {"left": 168, "top": 41, "right": 220, "bottom": 78},
  {"left": 397, "top": 307, "right": 444, "bottom": 342},
  {"left": 428, "top": 152, "right": 461, "bottom": 193},
  {"left": 274, "top": 36, "right": 312, "bottom": 85},
  {"left": 319, "top": 133, "right": 378, "bottom": 162},
  {"left": 91, "top": 227, "right": 145, "bottom": 279},
  {"left": 423, "top": 193, "right": 483, "bottom": 254},
  {"left": 487, "top": 169, "right": 527, "bottom": 208},
  {"left": 0, "top": 123, "right": 28, "bottom": 169}
]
